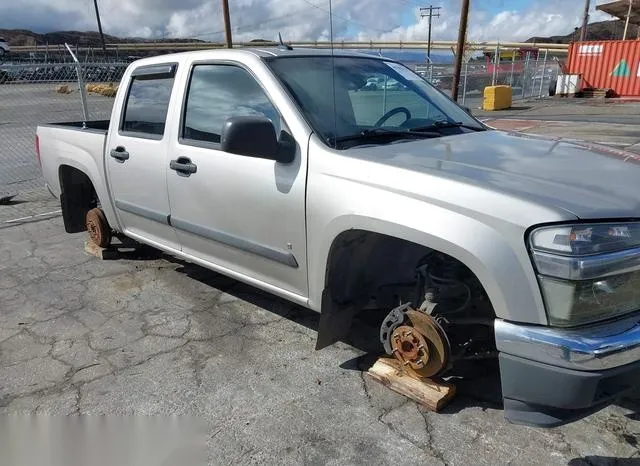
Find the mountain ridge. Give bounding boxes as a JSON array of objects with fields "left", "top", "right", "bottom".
[{"left": 2, "top": 19, "right": 638, "bottom": 47}]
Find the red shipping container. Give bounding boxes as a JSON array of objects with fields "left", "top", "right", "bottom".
[{"left": 566, "top": 40, "right": 640, "bottom": 97}]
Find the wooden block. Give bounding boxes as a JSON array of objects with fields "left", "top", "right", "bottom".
[
  {"left": 366, "top": 357, "right": 456, "bottom": 412},
  {"left": 84, "top": 240, "right": 118, "bottom": 260}
]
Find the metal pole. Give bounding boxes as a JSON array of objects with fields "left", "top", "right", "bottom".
[
  {"left": 538, "top": 49, "right": 548, "bottom": 98},
  {"left": 462, "top": 60, "right": 469, "bottom": 105},
  {"left": 65, "top": 43, "right": 89, "bottom": 126},
  {"left": 222, "top": 0, "right": 233, "bottom": 48},
  {"left": 93, "top": 0, "right": 107, "bottom": 54},
  {"left": 623, "top": 0, "right": 633, "bottom": 40},
  {"left": 521, "top": 52, "right": 529, "bottom": 100},
  {"left": 530, "top": 51, "right": 540, "bottom": 98},
  {"left": 452, "top": 0, "right": 470, "bottom": 101},
  {"left": 491, "top": 44, "right": 499, "bottom": 86},
  {"left": 427, "top": 8, "right": 433, "bottom": 59},
  {"left": 509, "top": 51, "right": 516, "bottom": 86},
  {"left": 579, "top": 0, "right": 590, "bottom": 42}
]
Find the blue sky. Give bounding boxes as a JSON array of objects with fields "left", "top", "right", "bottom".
[{"left": 0, "top": 0, "right": 614, "bottom": 42}]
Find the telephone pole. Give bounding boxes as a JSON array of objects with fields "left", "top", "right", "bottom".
[
  {"left": 579, "top": 0, "right": 590, "bottom": 42},
  {"left": 92, "top": 0, "right": 107, "bottom": 53},
  {"left": 222, "top": 0, "right": 233, "bottom": 48},
  {"left": 420, "top": 5, "right": 441, "bottom": 59},
  {"left": 452, "top": 0, "right": 470, "bottom": 101}
]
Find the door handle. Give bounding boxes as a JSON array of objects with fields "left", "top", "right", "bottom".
[
  {"left": 169, "top": 157, "right": 197, "bottom": 176},
  {"left": 110, "top": 146, "right": 130, "bottom": 162}
]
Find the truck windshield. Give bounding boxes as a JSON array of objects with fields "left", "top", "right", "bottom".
[{"left": 266, "top": 56, "right": 484, "bottom": 149}]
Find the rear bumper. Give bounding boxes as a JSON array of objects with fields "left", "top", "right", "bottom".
[{"left": 495, "top": 314, "right": 640, "bottom": 427}]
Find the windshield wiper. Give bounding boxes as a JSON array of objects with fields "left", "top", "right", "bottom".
[
  {"left": 411, "top": 121, "right": 486, "bottom": 132},
  {"left": 332, "top": 128, "right": 441, "bottom": 147}
]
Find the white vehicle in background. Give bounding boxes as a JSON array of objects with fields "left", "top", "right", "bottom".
[{"left": 0, "top": 37, "right": 10, "bottom": 55}]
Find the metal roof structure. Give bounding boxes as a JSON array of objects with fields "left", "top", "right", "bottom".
[{"left": 596, "top": 0, "right": 640, "bottom": 39}]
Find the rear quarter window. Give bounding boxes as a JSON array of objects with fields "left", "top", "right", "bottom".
[{"left": 121, "top": 69, "right": 176, "bottom": 138}]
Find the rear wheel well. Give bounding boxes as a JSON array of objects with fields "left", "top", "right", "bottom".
[
  {"left": 58, "top": 165, "right": 98, "bottom": 233},
  {"left": 319, "top": 230, "right": 496, "bottom": 357}
]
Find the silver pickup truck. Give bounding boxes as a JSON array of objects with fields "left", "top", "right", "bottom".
[{"left": 36, "top": 48, "right": 640, "bottom": 427}]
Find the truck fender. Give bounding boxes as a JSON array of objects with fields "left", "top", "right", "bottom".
[{"left": 311, "top": 214, "right": 546, "bottom": 349}]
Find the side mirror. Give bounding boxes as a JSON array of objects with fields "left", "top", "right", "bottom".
[
  {"left": 461, "top": 106, "right": 472, "bottom": 116},
  {"left": 220, "top": 116, "right": 295, "bottom": 164}
]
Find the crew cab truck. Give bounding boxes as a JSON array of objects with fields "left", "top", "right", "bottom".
[{"left": 37, "top": 48, "right": 640, "bottom": 428}]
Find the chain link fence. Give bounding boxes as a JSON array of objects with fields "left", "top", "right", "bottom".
[
  {"left": 0, "top": 52, "right": 560, "bottom": 198},
  {"left": 0, "top": 61, "right": 127, "bottom": 196},
  {"left": 414, "top": 56, "right": 560, "bottom": 109}
]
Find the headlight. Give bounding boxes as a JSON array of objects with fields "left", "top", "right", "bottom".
[{"left": 530, "top": 223, "right": 640, "bottom": 327}]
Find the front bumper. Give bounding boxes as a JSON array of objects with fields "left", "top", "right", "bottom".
[{"left": 495, "top": 313, "right": 640, "bottom": 427}]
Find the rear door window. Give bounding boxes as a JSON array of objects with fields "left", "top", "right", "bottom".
[{"left": 121, "top": 64, "right": 177, "bottom": 139}]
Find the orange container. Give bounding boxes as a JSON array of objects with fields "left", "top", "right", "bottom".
[{"left": 566, "top": 40, "right": 640, "bottom": 97}]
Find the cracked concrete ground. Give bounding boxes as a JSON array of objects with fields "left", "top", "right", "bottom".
[{"left": 1, "top": 195, "right": 640, "bottom": 465}]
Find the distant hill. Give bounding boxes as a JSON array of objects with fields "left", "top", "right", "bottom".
[
  {"left": 527, "top": 19, "right": 639, "bottom": 44},
  {"left": 0, "top": 29, "right": 204, "bottom": 46},
  {"left": 3, "top": 17, "right": 638, "bottom": 49}
]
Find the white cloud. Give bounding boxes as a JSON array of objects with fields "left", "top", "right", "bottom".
[{"left": 0, "top": 0, "right": 619, "bottom": 42}]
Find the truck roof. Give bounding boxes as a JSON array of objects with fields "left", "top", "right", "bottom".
[{"left": 130, "top": 47, "right": 385, "bottom": 66}]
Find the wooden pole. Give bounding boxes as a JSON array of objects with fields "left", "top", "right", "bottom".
[
  {"left": 623, "top": 0, "right": 633, "bottom": 40},
  {"left": 579, "top": 0, "right": 590, "bottom": 42},
  {"left": 93, "top": 0, "right": 107, "bottom": 53},
  {"left": 222, "top": 0, "right": 233, "bottom": 48},
  {"left": 452, "top": 0, "right": 470, "bottom": 101}
]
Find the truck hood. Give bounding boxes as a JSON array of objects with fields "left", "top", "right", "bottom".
[{"left": 348, "top": 130, "right": 640, "bottom": 220}]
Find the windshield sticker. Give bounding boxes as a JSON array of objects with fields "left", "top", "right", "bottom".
[{"left": 385, "top": 62, "right": 421, "bottom": 81}]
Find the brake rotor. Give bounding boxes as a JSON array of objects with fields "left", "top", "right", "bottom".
[
  {"left": 390, "top": 309, "right": 450, "bottom": 379},
  {"left": 86, "top": 207, "right": 111, "bottom": 248}
]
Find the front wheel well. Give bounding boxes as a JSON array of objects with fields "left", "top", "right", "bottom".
[
  {"left": 318, "top": 229, "right": 496, "bottom": 355},
  {"left": 58, "top": 165, "right": 99, "bottom": 233}
]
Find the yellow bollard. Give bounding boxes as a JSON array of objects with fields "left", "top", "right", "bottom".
[{"left": 483, "top": 85, "right": 512, "bottom": 111}]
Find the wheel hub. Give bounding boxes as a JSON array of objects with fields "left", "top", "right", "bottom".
[{"left": 382, "top": 306, "right": 451, "bottom": 379}]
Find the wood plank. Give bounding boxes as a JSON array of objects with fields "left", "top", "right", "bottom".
[{"left": 366, "top": 358, "right": 456, "bottom": 412}]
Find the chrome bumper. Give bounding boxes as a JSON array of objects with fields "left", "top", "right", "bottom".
[{"left": 495, "top": 313, "right": 640, "bottom": 371}]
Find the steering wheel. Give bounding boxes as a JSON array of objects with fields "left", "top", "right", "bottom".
[{"left": 374, "top": 107, "right": 412, "bottom": 127}]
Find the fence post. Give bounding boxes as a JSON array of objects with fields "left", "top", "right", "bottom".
[
  {"left": 537, "top": 49, "right": 549, "bottom": 98},
  {"left": 462, "top": 59, "right": 469, "bottom": 105},
  {"left": 509, "top": 51, "right": 515, "bottom": 86},
  {"left": 491, "top": 44, "right": 500, "bottom": 86},
  {"left": 65, "top": 43, "right": 89, "bottom": 127},
  {"left": 529, "top": 50, "right": 541, "bottom": 98},
  {"left": 521, "top": 52, "right": 529, "bottom": 100}
]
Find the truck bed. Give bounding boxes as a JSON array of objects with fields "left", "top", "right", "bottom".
[{"left": 37, "top": 120, "right": 111, "bottom": 201}]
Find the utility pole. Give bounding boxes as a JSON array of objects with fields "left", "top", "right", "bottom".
[
  {"left": 222, "top": 0, "right": 233, "bottom": 48},
  {"left": 452, "top": 0, "right": 470, "bottom": 101},
  {"left": 420, "top": 5, "right": 441, "bottom": 60},
  {"left": 623, "top": 0, "right": 634, "bottom": 40},
  {"left": 579, "top": 0, "right": 590, "bottom": 42},
  {"left": 92, "top": 0, "right": 107, "bottom": 54}
]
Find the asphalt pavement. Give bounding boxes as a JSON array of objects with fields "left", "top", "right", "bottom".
[
  {"left": 2, "top": 92, "right": 640, "bottom": 465},
  {"left": 1, "top": 190, "right": 640, "bottom": 465}
]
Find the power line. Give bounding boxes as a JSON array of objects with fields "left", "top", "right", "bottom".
[{"left": 419, "top": 5, "right": 440, "bottom": 59}]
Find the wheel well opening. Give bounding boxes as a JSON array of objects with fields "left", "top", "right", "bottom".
[
  {"left": 58, "top": 165, "right": 98, "bottom": 234},
  {"left": 322, "top": 230, "right": 497, "bottom": 364}
]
